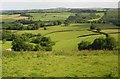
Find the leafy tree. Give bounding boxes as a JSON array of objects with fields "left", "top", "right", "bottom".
[
  {"left": 90, "top": 23, "right": 96, "bottom": 30},
  {"left": 44, "top": 27, "right": 47, "bottom": 30},
  {"left": 12, "top": 36, "right": 25, "bottom": 51},
  {"left": 2, "top": 39, "right": 6, "bottom": 44},
  {"left": 32, "top": 36, "right": 55, "bottom": 51},
  {"left": 2, "top": 31, "right": 15, "bottom": 41},
  {"left": 64, "top": 20, "right": 69, "bottom": 26},
  {"left": 105, "top": 37, "right": 117, "bottom": 50},
  {"left": 91, "top": 37, "right": 106, "bottom": 50},
  {"left": 78, "top": 41, "right": 91, "bottom": 50},
  {"left": 34, "top": 44, "right": 43, "bottom": 51}
]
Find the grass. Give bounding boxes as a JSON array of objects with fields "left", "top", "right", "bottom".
[
  {"left": 1, "top": 13, "right": 119, "bottom": 77},
  {"left": 2, "top": 50, "right": 118, "bottom": 77},
  {"left": 28, "top": 12, "right": 74, "bottom": 21},
  {"left": 0, "top": 14, "right": 28, "bottom": 22},
  {"left": 1, "top": 41, "right": 12, "bottom": 51},
  {"left": 3, "top": 23, "right": 119, "bottom": 51}
]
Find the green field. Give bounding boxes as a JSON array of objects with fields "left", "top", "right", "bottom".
[
  {"left": 0, "top": 14, "right": 28, "bottom": 22},
  {"left": 8, "top": 23, "right": 119, "bottom": 51},
  {"left": 2, "top": 51, "right": 118, "bottom": 77},
  {"left": 1, "top": 10, "right": 119, "bottom": 77},
  {"left": 28, "top": 12, "right": 74, "bottom": 21}
]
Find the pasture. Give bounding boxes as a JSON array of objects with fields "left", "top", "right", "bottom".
[
  {"left": 1, "top": 10, "right": 119, "bottom": 77},
  {"left": 0, "top": 14, "right": 28, "bottom": 22},
  {"left": 28, "top": 12, "right": 74, "bottom": 21},
  {"left": 8, "top": 23, "right": 119, "bottom": 51},
  {"left": 2, "top": 50, "right": 118, "bottom": 77}
]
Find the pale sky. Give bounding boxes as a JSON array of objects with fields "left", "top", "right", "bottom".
[{"left": 0, "top": 0, "right": 119, "bottom": 10}]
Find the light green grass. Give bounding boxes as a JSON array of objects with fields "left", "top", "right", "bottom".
[
  {"left": 4, "top": 23, "right": 119, "bottom": 51},
  {"left": 2, "top": 51, "right": 118, "bottom": 77},
  {"left": 1, "top": 41, "right": 12, "bottom": 51},
  {"left": 28, "top": 12, "right": 74, "bottom": 21}
]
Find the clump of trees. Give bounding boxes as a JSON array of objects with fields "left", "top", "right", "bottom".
[
  {"left": 78, "top": 37, "right": 117, "bottom": 50},
  {"left": 2, "top": 31, "right": 15, "bottom": 41},
  {"left": 90, "top": 23, "right": 102, "bottom": 33},
  {"left": 20, "top": 13, "right": 33, "bottom": 17},
  {"left": 102, "top": 9, "right": 120, "bottom": 26},
  {"left": 64, "top": 13, "right": 100, "bottom": 24},
  {"left": 90, "top": 23, "right": 96, "bottom": 30},
  {"left": 69, "top": 9, "right": 97, "bottom": 13},
  {"left": 2, "top": 19, "right": 62, "bottom": 30},
  {"left": 12, "top": 34, "right": 55, "bottom": 51},
  {"left": 2, "top": 22, "right": 40, "bottom": 30}
]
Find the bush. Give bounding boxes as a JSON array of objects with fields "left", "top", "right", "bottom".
[
  {"left": 90, "top": 23, "right": 96, "bottom": 30},
  {"left": 78, "top": 41, "right": 91, "bottom": 50},
  {"left": 91, "top": 37, "right": 106, "bottom": 50},
  {"left": 34, "top": 44, "right": 43, "bottom": 51},
  {"left": 78, "top": 37, "right": 117, "bottom": 50},
  {"left": 105, "top": 37, "right": 117, "bottom": 50},
  {"left": 96, "top": 28, "right": 101, "bottom": 32}
]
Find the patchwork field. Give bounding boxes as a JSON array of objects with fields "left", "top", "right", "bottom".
[
  {"left": 7, "top": 23, "right": 119, "bottom": 51},
  {"left": 1, "top": 9, "right": 119, "bottom": 77}
]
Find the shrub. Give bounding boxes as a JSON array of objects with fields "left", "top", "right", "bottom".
[
  {"left": 96, "top": 28, "right": 101, "bottom": 32},
  {"left": 34, "top": 44, "right": 43, "bottom": 51},
  {"left": 78, "top": 41, "right": 91, "bottom": 50},
  {"left": 105, "top": 37, "right": 117, "bottom": 50},
  {"left": 78, "top": 37, "right": 117, "bottom": 50},
  {"left": 90, "top": 23, "right": 96, "bottom": 30},
  {"left": 91, "top": 37, "right": 106, "bottom": 50},
  {"left": 2, "top": 39, "right": 6, "bottom": 44}
]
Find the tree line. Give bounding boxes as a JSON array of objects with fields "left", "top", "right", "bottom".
[
  {"left": 2, "top": 20, "right": 62, "bottom": 30},
  {"left": 78, "top": 37, "right": 117, "bottom": 50}
]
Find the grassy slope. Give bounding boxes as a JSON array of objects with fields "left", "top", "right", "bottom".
[
  {"left": 2, "top": 51, "right": 118, "bottom": 77},
  {"left": 0, "top": 14, "right": 28, "bottom": 22},
  {"left": 11, "top": 23, "right": 119, "bottom": 51},
  {"left": 28, "top": 12, "right": 74, "bottom": 21}
]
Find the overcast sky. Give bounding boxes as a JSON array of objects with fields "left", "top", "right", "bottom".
[{"left": 0, "top": 0, "right": 119, "bottom": 10}]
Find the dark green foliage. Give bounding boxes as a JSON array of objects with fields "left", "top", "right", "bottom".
[
  {"left": 90, "top": 23, "right": 96, "bottom": 30},
  {"left": 20, "top": 13, "right": 33, "bottom": 17},
  {"left": 12, "top": 36, "right": 25, "bottom": 51},
  {"left": 12, "top": 35, "right": 55, "bottom": 51},
  {"left": 102, "top": 9, "right": 120, "bottom": 26},
  {"left": 78, "top": 37, "right": 117, "bottom": 50},
  {"left": 69, "top": 9, "right": 96, "bottom": 13},
  {"left": 17, "top": 19, "right": 35, "bottom": 25},
  {"left": 91, "top": 38, "right": 106, "bottom": 50},
  {"left": 2, "top": 39, "right": 6, "bottom": 44},
  {"left": 44, "top": 27, "right": 47, "bottom": 30},
  {"left": 64, "top": 20, "right": 69, "bottom": 26},
  {"left": 78, "top": 41, "right": 91, "bottom": 50},
  {"left": 34, "top": 45, "right": 43, "bottom": 51},
  {"left": 2, "top": 31, "right": 15, "bottom": 41},
  {"left": 65, "top": 13, "right": 99, "bottom": 24},
  {"left": 105, "top": 37, "right": 117, "bottom": 50},
  {"left": 31, "top": 36, "right": 55, "bottom": 51},
  {"left": 11, "top": 33, "right": 53, "bottom": 51},
  {"left": 96, "top": 28, "right": 101, "bottom": 32}
]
